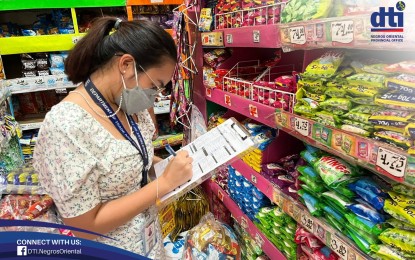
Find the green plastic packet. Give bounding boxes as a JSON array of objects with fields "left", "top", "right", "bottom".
[
  {"left": 388, "top": 191, "right": 415, "bottom": 208},
  {"left": 386, "top": 218, "right": 415, "bottom": 231},
  {"left": 322, "top": 191, "right": 352, "bottom": 214},
  {"left": 299, "top": 175, "right": 326, "bottom": 193},
  {"left": 379, "top": 228, "right": 415, "bottom": 254},
  {"left": 370, "top": 244, "right": 406, "bottom": 260},
  {"left": 392, "top": 184, "right": 415, "bottom": 197},
  {"left": 384, "top": 199, "right": 415, "bottom": 226},
  {"left": 345, "top": 213, "right": 386, "bottom": 236},
  {"left": 345, "top": 226, "right": 372, "bottom": 254}
]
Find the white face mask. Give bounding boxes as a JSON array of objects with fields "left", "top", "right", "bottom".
[{"left": 115, "top": 62, "right": 157, "bottom": 115}]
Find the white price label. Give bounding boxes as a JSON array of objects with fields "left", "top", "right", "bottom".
[
  {"left": 72, "top": 36, "right": 83, "bottom": 44},
  {"left": 151, "top": 0, "right": 164, "bottom": 3},
  {"left": 251, "top": 174, "right": 257, "bottom": 184},
  {"left": 255, "top": 233, "right": 264, "bottom": 247},
  {"left": 301, "top": 211, "right": 314, "bottom": 233},
  {"left": 331, "top": 21, "right": 354, "bottom": 43},
  {"left": 226, "top": 34, "right": 233, "bottom": 44},
  {"left": 289, "top": 26, "right": 306, "bottom": 44},
  {"left": 55, "top": 88, "right": 67, "bottom": 94},
  {"left": 249, "top": 104, "right": 258, "bottom": 118},
  {"left": 224, "top": 94, "right": 232, "bottom": 106},
  {"left": 19, "top": 139, "right": 31, "bottom": 145},
  {"left": 253, "top": 30, "right": 260, "bottom": 43},
  {"left": 294, "top": 117, "right": 310, "bottom": 136},
  {"left": 330, "top": 234, "right": 348, "bottom": 259},
  {"left": 21, "top": 123, "right": 42, "bottom": 131},
  {"left": 376, "top": 147, "right": 407, "bottom": 178},
  {"left": 240, "top": 216, "right": 248, "bottom": 229}
]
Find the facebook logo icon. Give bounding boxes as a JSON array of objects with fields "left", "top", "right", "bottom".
[{"left": 17, "top": 246, "right": 27, "bottom": 256}]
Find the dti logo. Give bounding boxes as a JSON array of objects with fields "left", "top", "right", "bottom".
[
  {"left": 371, "top": 1, "right": 405, "bottom": 32},
  {"left": 17, "top": 246, "right": 27, "bottom": 256}
]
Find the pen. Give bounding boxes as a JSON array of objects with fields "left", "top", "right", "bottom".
[{"left": 165, "top": 144, "right": 177, "bottom": 157}]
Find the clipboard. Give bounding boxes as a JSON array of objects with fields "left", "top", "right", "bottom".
[{"left": 154, "top": 117, "right": 254, "bottom": 207}]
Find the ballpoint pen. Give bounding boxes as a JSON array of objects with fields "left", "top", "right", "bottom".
[{"left": 165, "top": 144, "right": 177, "bottom": 157}]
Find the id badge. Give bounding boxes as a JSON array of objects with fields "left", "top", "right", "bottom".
[{"left": 143, "top": 208, "right": 157, "bottom": 255}]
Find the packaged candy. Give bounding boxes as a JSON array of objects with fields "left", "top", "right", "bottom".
[
  {"left": 350, "top": 105, "right": 382, "bottom": 114},
  {"left": 313, "top": 156, "right": 360, "bottom": 188},
  {"left": 373, "top": 131, "right": 412, "bottom": 149},
  {"left": 369, "top": 110, "right": 414, "bottom": 127},
  {"left": 389, "top": 191, "right": 415, "bottom": 208},
  {"left": 379, "top": 228, "right": 415, "bottom": 254},
  {"left": 392, "top": 184, "right": 415, "bottom": 197},
  {"left": 347, "top": 204, "right": 385, "bottom": 224},
  {"left": 384, "top": 61, "right": 415, "bottom": 75},
  {"left": 384, "top": 199, "right": 415, "bottom": 226},
  {"left": 320, "top": 98, "right": 352, "bottom": 111},
  {"left": 345, "top": 213, "right": 386, "bottom": 236},
  {"left": 303, "top": 52, "right": 344, "bottom": 78},
  {"left": 375, "top": 92, "right": 415, "bottom": 111},
  {"left": 346, "top": 84, "right": 381, "bottom": 97},
  {"left": 386, "top": 218, "right": 415, "bottom": 231},
  {"left": 325, "top": 86, "right": 347, "bottom": 98},
  {"left": 345, "top": 226, "right": 371, "bottom": 254},
  {"left": 198, "top": 8, "right": 213, "bottom": 32},
  {"left": 349, "top": 96, "right": 375, "bottom": 105},
  {"left": 22, "top": 195, "right": 54, "bottom": 220},
  {"left": 370, "top": 244, "right": 406, "bottom": 260},
  {"left": 347, "top": 73, "right": 386, "bottom": 89}
]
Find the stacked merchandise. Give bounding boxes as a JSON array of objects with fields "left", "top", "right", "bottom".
[
  {"left": 1, "top": 163, "right": 44, "bottom": 195},
  {"left": 280, "top": 0, "right": 379, "bottom": 23},
  {"left": 295, "top": 227, "right": 338, "bottom": 260},
  {"left": 19, "top": 52, "right": 67, "bottom": 77},
  {"left": 371, "top": 184, "right": 415, "bottom": 259},
  {"left": 233, "top": 221, "right": 268, "bottom": 259},
  {"left": 182, "top": 213, "right": 241, "bottom": 259},
  {"left": 214, "top": 0, "right": 282, "bottom": 29},
  {"left": 255, "top": 206, "right": 297, "bottom": 260},
  {"left": 242, "top": 123, "right": 276, "bottom": 173},
  {"left": 295, "top": 52, "right": 415, "bottom": 154},
  {"left": 0, "top": 9, "right": 74, "bottom": 37},
  {"left": 19, "top": 131, "right": 37, "bottom": 162},
  {"left": 228, "top": 166, "right": 271, "bottom": 220},
  {"left": 260, "top": 153, "right": 306, "bottom": 201},
  {"left": 131, "top": 5, "right": 175, "bottom": 29}
]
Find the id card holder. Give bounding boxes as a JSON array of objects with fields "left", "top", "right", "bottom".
[{"left": 143, "top": 207, "right": 157, "bottom": 256}]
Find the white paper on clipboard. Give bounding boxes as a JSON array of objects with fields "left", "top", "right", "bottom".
[{"left": 154, "top": 118, "right": 254, "bottom": 204}]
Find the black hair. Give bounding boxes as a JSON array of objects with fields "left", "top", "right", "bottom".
[{"left": 65, "top": 17, "right": 177, "bottom": 84}]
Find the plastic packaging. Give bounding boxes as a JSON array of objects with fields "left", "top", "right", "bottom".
[
  {"left": 345, "top": 213, "right": 386, "bottom": 236},
  {"left": 370, "top": 244, "right": 406, "bottom": 260},
  {"left": 379, "top": 228, "right": 415, "bottom": 254},
  {"left": 347, "top": 204, "right": 386, "bottom": 224}
]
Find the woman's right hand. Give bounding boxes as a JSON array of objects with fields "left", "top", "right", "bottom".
[{"left": 161, "top": 150, "right": 193, "bottom": 191}]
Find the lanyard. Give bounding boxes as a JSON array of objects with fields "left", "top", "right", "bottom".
[{"left": 84, "top": 78, "right": 149, "bottom": 186}]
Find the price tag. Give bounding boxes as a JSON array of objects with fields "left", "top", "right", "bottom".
[
  {"left": 224, "top": 94, "right": 232, "bottom": 106},
  {"left": 251, "top": 174, "right": 257, "bottom": 184},
  {"left": 206, "top": 88, "right": 212, "bottom": 97},
  {"left": 218, "top": 189, "right": 224, "bottom": 202},
  {"left": 249, "top": 104, "right": 258, "bottom": 118},
  {"left": 331, "top": 21, "right": 354, "bottom": 43},
  {"left": 226, "top": 34, "right": 233, "bottom": 44},
  {"left": 330, "top": 234, "right": 348, "bottom": 259},
  {"left": 272, "top": 187, "right": 282, "bottom": 206},
  {"left": 55, "top": 88, "right": 67, "bottom": 94},
  {"left": 255, "top": 233, "right": 264, "bottom": 247},
  {"left": 294, "top": 117, "right": 310, "bottom": 136},
  {"left": 72, "top": 36, "right": 83, "bottom": 44},
  {"left": 19, "top": 139, "right": 31, "bottom": 145},
  {"left": 151, "top": 0, "right": 164, "bottom": 3},
  {"left": 376, "top": 147, "right": 407, "bottom": 178},
  {"left": 289, "top": 26, "right": 306, "bottom": 44},
  {"left": 253, "top": 30, "right": 260, "bottom": 43},
  {"left": 301, "top": 211, "right": 314, "bottom": 233},
  {"left": 240, "top": 216, "right": 248, "bottom": 229}
]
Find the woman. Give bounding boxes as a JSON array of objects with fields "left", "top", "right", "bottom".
[{"left": 33, "top": 17, "right": 193, "bottom": 258}]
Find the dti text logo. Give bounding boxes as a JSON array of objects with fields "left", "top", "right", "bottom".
[
  {"left": 17, "top": 246, "right": 27, "bottom": 256},
  {"left": 371, "top": 1, "right": 405, "bottom": 32}
]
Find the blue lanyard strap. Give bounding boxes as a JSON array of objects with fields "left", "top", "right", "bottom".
[{"left": 84, "top": 78, "right": 149, "bottom": 186}]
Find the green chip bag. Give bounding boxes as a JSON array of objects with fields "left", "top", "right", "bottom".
[
  {"left": 386, "top": 218, "right": 415, "bottom": 231},
  {"left": 379, "top": 228, "right": 415, "bottom": 254},
  {"left": 370, "top": 244, "right": 406, "bottom": 260}
]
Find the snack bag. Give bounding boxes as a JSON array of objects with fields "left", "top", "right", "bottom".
[
  {"left": 303, "top": 52, "right": 344, "bottom": 78},
  {"left": 182, "top": 213, "right": 241, "bottom": 260},
  {"left": 375, "top": 92, "right": 415, "bottom": 111},
  {"left": 384, "top": 61, "right": 415, "bottom": 75},
  {"left": 386, "top": 218, "right": 415, "bottom": 231},
  {"left": 313, "top": 156, "right": 360, "bottom": 188},
  {"left": 373, "top": 131, "right": 412, "bottom": 149},
  {"left": 320, "top": 98, "right": 352, "bottom": 111},
  {"left": 393, "top": 184, "right": 415, "bottom": 197},
  {"left": 388, "top": 191, "right": 415, "bottom": 208},
  {"left": 379, "top": 228, "right": 415, "bottom": 254},
  {"left": 370, "top": 244, "right": 406, "bottom": 260},
  {"left": 369, "top": 110, "right": 414, "bottom": 127},
  {"left": 384, "top": 199, "right": 415, "bottom": 226}
]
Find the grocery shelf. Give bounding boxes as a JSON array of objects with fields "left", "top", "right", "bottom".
[
  {"left": 206, "top": 88, "right": 277, "bottom": 128},
  {"left": 19, "top": 118, "right": 44, "bottom": 131},
  {"left": 275, "top": 110, "right": 415, "bottom": 186},
  {"left": 230, "top": 159, "right": 369, "bottom": 260},
  {"left": 217, "top": 24, "right": 281, "bottom": 48},
  {"left": 153, "top": 133, "right": 184, "bottom": 150},
  {"left": 4, "top": 75, "right": 75, "bottom": 94},
  {"left": 154, "top": 100, "right": 171, "bottom": 115},
  {"left": 207, "top": 180, "right": 288, "bottom": 260},
  {"left": 127, "top": 0, "right": 183, "bottom": 5},
  {"left": 0, "top": 34, "right": 86, "bottom": 55},
  {"left": 0, "top": 0, "right": 125, "bottom": 11},
  {"left": 278, "top": 15, "right": 415, "bottom": 52}
]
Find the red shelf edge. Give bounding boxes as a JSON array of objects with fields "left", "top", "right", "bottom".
[
  {"left": 206, "top": 88, "right": 277, "bottom": 128},
  {"left": 207, "top": 180, "right": 287, "bottom": 260}
]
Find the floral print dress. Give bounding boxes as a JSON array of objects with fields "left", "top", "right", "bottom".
[{"left": 33, "top": 101, "right": 165, "bottom": 258}]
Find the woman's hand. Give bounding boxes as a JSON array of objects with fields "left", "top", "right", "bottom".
[{"left": 161, "top": 150, "right": 193, "bottom": 191}]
